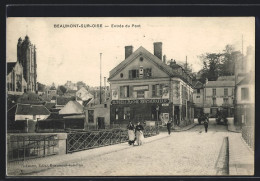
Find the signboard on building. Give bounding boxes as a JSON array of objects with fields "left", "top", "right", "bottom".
[
  {"left": 112, "top": 89, "right": 118, "bottom": 100},
  {"left": 111, "top": 99, "right": 169, "bottom": 105},
  {"left": 133, "top": 85, "right": 149, "bottom": 91}
]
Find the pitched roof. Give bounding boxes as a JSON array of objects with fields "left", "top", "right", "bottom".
[
  {"left": 16, "top": 104, "right": 50, "bottom": 115},
  {"left": 217, "top": 76, "right": 235, "bottom": 81},
  {"left": 109, "top": 46, "right": 174, "bottom": 80},
  {"left": 7, "top": 62, "right": 17, "bottom": 74},
  {"left": 57, "top": 96, "right": 72, "bottom": 105},
  {"left": 193, "top": 80, "right": 204, "bottom": 89},
  {"left": 205, "top": 81, "right": 235, "bottom": 87},
  {"left": 44, "top": 102, "right": 56, "bottom": 110},
  {"left": 59, "top": 101, "right": 84, "bottom": 115}
]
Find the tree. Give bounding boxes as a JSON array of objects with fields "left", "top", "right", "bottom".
[
  {"left": 38, "top": 82, "right": 46, "bottom": 92},
  {"left": 58, "top": 85, "right": 67, "bottom": 95}
]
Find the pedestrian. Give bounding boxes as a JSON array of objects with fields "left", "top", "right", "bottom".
[
  {"left": 204, "top": 116, "right": 209, "bottom": 133},
  {"left": 127, "top": 121, "right": 135, "bottom": 146},
  {"left": 135, "top": 121, "right": 144, "bottom": 146},
  {"left": 166, "top": 118, "right": 172, "bottom": 135}
]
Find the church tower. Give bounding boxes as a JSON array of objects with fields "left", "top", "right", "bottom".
[{"left": 17, "top": 35, "right": 37, "bottom": 92}]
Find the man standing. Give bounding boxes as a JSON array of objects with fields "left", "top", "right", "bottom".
[
  {"left": 204, "top": 116, "right": 209, "bottom": 133},
  {"left": 167, "top": 118, "right": 172, "bottom": 135}
]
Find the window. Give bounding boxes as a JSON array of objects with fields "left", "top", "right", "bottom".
[
  {"left": 152, "top": 84, "right": 163, "bottom": 97},
  {"left": 196, "top": 96, "right": 200, "bottom": 98},
  {"left": 213, "top": 89, "right": 216, "bottom": 96},
  {"left": 212, "top": 98, "right": 216, "bottom": 105},
  {"left": 144, "top": 68, "right": 152, "bottom": 78},
  {"left": 129, "top": 69, "right": 139, "bottom": 79},
  {"left": 33, "top": 115, "right": 36, "bottom": 120},
  {"left": 137, "top": 90, "right": 145, "bottom": 98},
  {"left": 224, "top": 88, "right": 228, "bottom": 96},
  {"left": 88, "top": 110, "right": 94, "bottom": 123},
  {"left": 241, "top": 88, "right": 249, "bottom": 100},
  {"left": 120, "top": 86, "right": 129, "bottom": 98},
  {"left": 115, "top": 108, "right": 119, "bottom": 120},
  {"left": 120, "top": 73, "right": 123, "bottom": 78},
  {"left": 197, "top": 89, "right": 200, "bottom": 94},
  {"left": 124, "top": 107, "right": 130, "bottom": 120},
  {"left": 223, "top": 98, "right": 228, "bottom": 104}
]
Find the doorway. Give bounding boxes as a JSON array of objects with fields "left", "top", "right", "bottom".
[{"left": 97, "top": 117, "right": 105, "bottom": 129}]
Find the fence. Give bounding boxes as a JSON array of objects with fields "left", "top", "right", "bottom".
[
  {"left": 242, "top": 126, "right": 254, "bottom": 150},
  {"left": 7, "top": 134, "right": 58, "bottom": 162},
  {"left": 67, "top": 126, "right": 159, "bottom": 153}
]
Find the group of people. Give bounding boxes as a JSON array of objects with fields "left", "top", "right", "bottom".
[{"left": 127, "top": 121, "right": 145, "bottom": 146}]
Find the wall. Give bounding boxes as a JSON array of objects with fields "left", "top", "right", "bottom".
[
  {"left": 15, "top": 114, "right": 50, "bottom": 121},
  {"left": 237, "top": 84, "right": 254, "bottom": 104},
  {"left": 110, "top": 54, "right": 169, "bottom": 81}
]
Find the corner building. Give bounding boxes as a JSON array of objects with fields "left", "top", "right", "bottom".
[{"left": 108, "top": 43, "right": 194, "bottom": 126}]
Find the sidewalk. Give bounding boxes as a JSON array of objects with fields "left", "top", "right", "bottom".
[
  {"left": 228, "top": 133, "right": 254, "bottom": 175},
  {"left": 7, "top": 132, "right": 169, "bottom": 176},
  {"left": 228, "top": 123, "right": 242, "bottom": 133}
]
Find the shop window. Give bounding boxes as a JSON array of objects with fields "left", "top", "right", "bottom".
[
  {"left": 88, "top": 110, "right": 94, "bottom": 123},
  {"left": 241, "top": 88, "right": 249, "bottom": 100},
  {"left": 224, "top": 88, "right": 228, "bottom": 96},
  {"left": 124, "top": 107, "right": 130, "bottom": 120},
  {"left": 115, "top": 108, "right": 119, "bottom": 120}
]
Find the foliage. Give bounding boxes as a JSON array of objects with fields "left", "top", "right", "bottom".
[
  {"left": 197, "top": 45, "right": 243, "bottom": 83},
  {"left": 58, "top": 85, "right": 67, "bottom": 95},
  {"left": 37, "top": 82, "right": 46, "bottom": 92}
]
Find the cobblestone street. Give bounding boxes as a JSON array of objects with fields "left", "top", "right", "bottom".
[{"left": 27, "top": 120, "right": 241, "bottom": 176}]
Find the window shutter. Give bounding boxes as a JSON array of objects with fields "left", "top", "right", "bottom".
[
  {"left": 120, "top": 86, "right": 124, "bottom": 98},
  {"left": 126, "top": 86, "right": 130, "bottom": 97},
  {"left": 159, "top": 84, "right": 163, "bottom": 96},
  {"left": 129, "top": 70, "right": 132, "bottom": 79},
  {"left": 143, "top": 69, "right": 147, "bottom": 78},
  {"left": 137, "top": 69, "right": 139, "bottom": 78},
  {"left": 152, "top": 85, "right": 156, "bottom": 97},
  {"left": 129, "top": 86, "right": 133, "bottom": 98}
]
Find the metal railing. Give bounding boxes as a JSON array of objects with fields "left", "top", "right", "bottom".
[
  {"left": 7, "top": 134, "right": 58, "bottom": 162},
  {"left": 242, "top": 126, "right": 254, "bottom": 150},
  {"left": 67, "top": 126, "right": 159, "bottom": 153}
]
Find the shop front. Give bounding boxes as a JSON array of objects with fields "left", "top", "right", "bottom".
[{"left": 110, "top": 99, "right": 173, "bottom": 125}]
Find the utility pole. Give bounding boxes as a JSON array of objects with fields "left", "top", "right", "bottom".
[
  {"left": 100, "top": 53, "right": 102, "bottom": 104},
  {"left": 104, "top": 77, "right": 107, "bottom": 102}
]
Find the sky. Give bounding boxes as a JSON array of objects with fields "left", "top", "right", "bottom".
[{"left": 6, "top": 17, "right": 255, "bottom": 87}]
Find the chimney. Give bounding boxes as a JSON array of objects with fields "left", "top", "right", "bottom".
[
  {"left": 154, "top": 42, "right": 162, "bottom": 60},
  {"left": 163, "top": 55, "right": 166, "bottom": 64},
  {"left": 125, "top": 46, "right": 133, "bottom": 59}
]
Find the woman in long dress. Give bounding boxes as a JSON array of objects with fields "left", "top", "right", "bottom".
[
  {"left": 127, "top": 121, "right": 135, "bottom": 145},
  {"left": 135, "top": 121, "right": 144, "bottom": 146}
]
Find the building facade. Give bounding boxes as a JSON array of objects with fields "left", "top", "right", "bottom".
[
  {"left": 192, "top": 80, "right": 204, "bottom": 118},
  {"left": 17, "top": 35, "right": 37, "bottom": 92},
  {"left": 7, "top": 62, "right": 27, "bottom": 95},
  {"left": 108, "top": 43, "right": 194, "bottom": 126},
  {"left": 235, "top": 73, "right": 254, "bottom": 125},
  {"left": 204, "top": 79, "right": 235, "bottom": 117}
]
